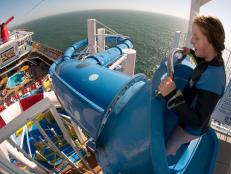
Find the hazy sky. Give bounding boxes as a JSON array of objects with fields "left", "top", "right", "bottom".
[
  {"left": 1, "top": 0, "right": 191, "bottom": 25},
  {"left": 1, "top": 0, "right": 231, "bottom": 43}
]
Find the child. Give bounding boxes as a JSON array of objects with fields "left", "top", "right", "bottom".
[{"left": 158, "top": 15, "right": 226, "bottom": 155}]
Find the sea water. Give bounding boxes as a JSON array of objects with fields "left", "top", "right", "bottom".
[{"left": 16, "top": 10, "right": 187, "bottom": 77}]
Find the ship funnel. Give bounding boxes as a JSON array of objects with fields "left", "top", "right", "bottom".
[{"left": 1, "top": 16, "right": 14, "bottom": 43}]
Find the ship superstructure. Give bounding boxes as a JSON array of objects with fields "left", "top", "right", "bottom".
[{"left": 0, "top": 16, "right": 33, "bottom": 71}]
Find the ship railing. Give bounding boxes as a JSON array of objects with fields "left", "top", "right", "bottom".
[
  {"left": 211, "top": 121, "right": 231, "bottom": 142},
  {"left": 95, "top": 19, "right": 119, "bottom": 36},
  {"left": 32, "top": 41, "right": 63, "bottom": 61},
  {"left": 0, "top": 98, "right": 96, "bottom": 174},
  {"left": 211, "top": 121, "right": 231, "bottom": 134},
  {"left": 14, "top": 29, "right": 33, "bottom": 35},
  {"left": 32, "top": 41, "right": 63, "bottom": 54}
]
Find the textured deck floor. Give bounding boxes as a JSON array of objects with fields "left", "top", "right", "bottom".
[{"left": 214, "top": 130, "right": 231, "bottom": 174}]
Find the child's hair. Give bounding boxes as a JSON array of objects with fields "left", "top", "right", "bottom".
[{"left": 193, "top": 15, "right": 225, "bottom": 57}]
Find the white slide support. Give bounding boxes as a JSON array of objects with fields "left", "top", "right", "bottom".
[{"left": 0, "top": 91, "right": 60, "bottom": 125}]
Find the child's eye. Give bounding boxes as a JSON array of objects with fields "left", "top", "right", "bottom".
[{"left": 192, "top": 33, "right": 199, "bottom": 41}]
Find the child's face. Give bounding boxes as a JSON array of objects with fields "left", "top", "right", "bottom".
[{"left": 191, "top": 23, "right": 215, "bottom": 59}]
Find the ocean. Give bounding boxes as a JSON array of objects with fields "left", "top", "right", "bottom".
[{"left": 17, "top": 10, "right": 187, "bottom": 77}]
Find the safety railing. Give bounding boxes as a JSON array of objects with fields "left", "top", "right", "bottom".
[{"left": 0, "top": 98, "right": 97, "bottom": 174}]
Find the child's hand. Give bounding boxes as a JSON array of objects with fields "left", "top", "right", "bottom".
[
  {"left": 158, "top": 76, "right": 176, "bottom": 96},
  {"left": 182, "top": 47, "right": 190, "bottom": 56}
]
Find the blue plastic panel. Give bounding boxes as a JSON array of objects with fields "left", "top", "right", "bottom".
[{"left": 52, "top": 60, "right": 130, "bottom": 138}]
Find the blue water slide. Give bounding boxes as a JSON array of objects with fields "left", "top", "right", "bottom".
[
  {"left": 86, "top": 42, "right": 131, "bottom": 66},
  {"left": 50, "top": 60, "right": 169, "bottom": 173},
  {"left": 62, "top": 36, "right": 132, "bottom": 64},
  {"left": 50, "top": 36, "right": 133, "bottom": 138},
  {"left": 50, "top": 39, "right": 218, "bottom": 173}
]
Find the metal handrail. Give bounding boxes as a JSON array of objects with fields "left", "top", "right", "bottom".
[
  {"left": 155, "top": 48, "right": 184, "bottom": 97},
  {"left": 167, "top": 48, "right": 184, "bottom": 77}
]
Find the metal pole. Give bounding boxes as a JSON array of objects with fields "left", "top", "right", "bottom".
[
  {"left": 70, "top": 120, "right": 87, "bottom": 145},
  {"left": 0, "top": 153, "right": 27, "bottom": 174},
  {"left": 87, "top": 19, "right": 97, "bottom": 55},
  {"left": 34, "top": 122, "right": 84, "bottom": 174},
  {"left": 97, "top": 28, "right": 105, "bottom": 53},
  {"left": 122, "top": 49, "right": 136, "bottom": 76},
  {"left": 7, "top": 138, "right": 52, "bottom": 174},
  {"left": 172, "top": 31, "right": 181, "bottom": 49},
  {"left": 50, "top": 107, "right": 96, "bottom": 174}
]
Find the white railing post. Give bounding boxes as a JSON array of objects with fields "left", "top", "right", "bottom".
[
  {"left": 70, "top": 120, "right": 87, "bottom": 145},
  {"left": 186, "top": 0, "right": 212, "bottom": 47},
  {"left": 122, "top": 49, "right": 136, "bottom": 76},
  {"left": 0, "top": 153, "right": 27, "bottom": 174},
  {"left": 7, "top": 138, "right": 51, "bottom": 174},
  {"left": 87, "top": 19, "right": 97, "bottom": 55},
  {"left": 3, "top": 140, "right": 47, "bottom": 174},
  {"left": 97, "top": 28, "right": 105, "bottom": 53},
  {"left": 185, "top": 33, "right": 192, "bottom": 48},
  {"left": 172, "top": 31, "right": 181, "bottom": 49}
]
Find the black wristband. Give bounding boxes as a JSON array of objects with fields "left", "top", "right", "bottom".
[{"left": 164, "top": 89, "right": 177, "bottom": 101}]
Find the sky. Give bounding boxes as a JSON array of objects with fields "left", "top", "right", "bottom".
[{"left": 0, "top": 0, "right": 231, "bottom": 45}]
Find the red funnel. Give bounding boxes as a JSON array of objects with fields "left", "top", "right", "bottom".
[{"left": 1, "top": 16, "right": 14, "bottom": 43}]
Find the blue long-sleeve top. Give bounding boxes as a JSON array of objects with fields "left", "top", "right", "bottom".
[{"left": 165, "top": 50, "right": 226, "bottom": 136}]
